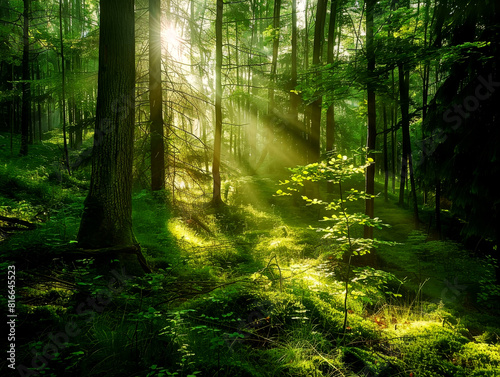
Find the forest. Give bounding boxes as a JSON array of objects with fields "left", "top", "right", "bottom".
[{"left": 1, "top": 0, "right": 500, "bottom": 375}]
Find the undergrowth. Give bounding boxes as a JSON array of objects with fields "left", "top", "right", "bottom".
[{"left": 1, "top": 134, "right": 499, "bottom": 376}]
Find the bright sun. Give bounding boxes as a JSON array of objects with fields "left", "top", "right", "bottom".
[{"left": 161, "top": 24, "right": 182, "bottom": 59}]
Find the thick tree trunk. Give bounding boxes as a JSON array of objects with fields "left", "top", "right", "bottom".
[
  {"left": 78, "top": 0, "right": 146, "bottom": 274},
  {"left": 149, "top": 0, "right": 165, "bottom": 191}
]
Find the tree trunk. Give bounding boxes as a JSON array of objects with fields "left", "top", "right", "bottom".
[
  {"left": 398, "top": 64, "right": 419, "bottom": 226},
  {"left": 59, "top": 0, "right": 71, "bottom": 174},
  {"left": 211, "top": 0, "right": 223, "bottom": 206},
  {"left": 19, "top": 0, "right": 30, "bottom": 156},
  {"left": 435, "top": 178, "right": 441, "bottom": 239},
  {"left": 78, "top": 0, "right": 147, "bottom": 274},
  {"left": 308, "top": 0, "right": 327, "bottom": 164},
  {"left": 36, "top": 61, "right": 42, "bottom": 142},
  {"left": 364, "top": 0, "right": 376, "bottom": 247},
  {"left": 398, "top": 64, "right": 409, "bottom": 207},
  {"left": 289, "top": 0, "right": 303, "bottom": 166},
  {"left": 391, "top": 69, "right": 397, "bottom": 194},
  {"left": 383, "top": 103, "right": 388, "bottom": 201},
  {"left": 325, "top": 0, "right": 338, "bottom": 153},
  {"left": 255, "top": 0, "right": 281, "bottom": 171},
  {"left": 149, "top": 0, "right": 165, "bottom": 191},
  {"left": 326, "top": 0, "right": 338, "bottom": 192}
]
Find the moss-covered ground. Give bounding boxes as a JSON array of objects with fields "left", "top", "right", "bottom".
[{"left": 1, "top": 134, "right": 499, "bottom": 377}]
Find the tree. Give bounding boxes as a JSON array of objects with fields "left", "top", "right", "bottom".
[
  {"left": 211, "top": 0, "right": 223, "bottom": 206},
  {"left": 78, "top": 0, "right": 148, "bottom": 273},
  {"left": 308, "top": 0, "right": 328, "bottom": 164},
  {"left": 254, "top": 0, "right": 281, "bottom": 170},
  {"left": 19, "top": 0, "right": 30, "bottom": 156},
  {"left": 363, "top": 0, "right": 376, "bottom": 249},
  {"left": 325, "top": 0, "right": 338, "bottom": 163},
  {"left": 149, "top": 0, "right": 165, "bottom": 191},
  {"left": 59, "top": 0, "right": 70, "bottom": 174},
  {"left": 397, "top": 62, "right": 419, "bottom": 226},
  {"left": 422, "top": 0, "right": 500, "bottom": 282}
]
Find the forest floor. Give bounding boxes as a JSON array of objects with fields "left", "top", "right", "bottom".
[{"left": 1, "top": 134, "right": 500, "bottom": 377}]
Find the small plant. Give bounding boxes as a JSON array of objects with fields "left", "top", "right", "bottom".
[{"left": 278, "top": 152, "right": 395, "bottom": 338}]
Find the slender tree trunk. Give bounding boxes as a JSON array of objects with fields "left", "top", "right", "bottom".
[
  {"left": 19, "top": 0, "right": 30, "bottom": 156},
  {"left": 391, "top": 69, "right": 397, "bottom": 194},
  {"left": 212, "top": 0, "right": 223, "bottom": 206},
  {"left": 364, "top": 0, "right": 376, "bottom": 246},
  {"left": 398, "top": 64, "right": 418, "bottom": 226},
  {"left": 308, "top": 0, "right": 327, "bottom": 164},
  {"left": 289, "top": 0, "right": 302, "bottom": 165},
  {"left": 10, "top": 65, "right": 15, "bottom": 155},
  {"left": 398, "top": 65, "right": 408, "bottom": 207},
  {"left": 326, "top": 0, "right": 338, "bottom": 192},
  {"left": 435, "top": 178, "right": 441, "bottom": 239},
  {"left": 36, "top": 61, "right": 42, "bottom": 142},
  {"left": 421, "top": 0, "right": 430, "bottom": 205},
  {"left": 29, "top": 61, "right": 35, "bottom": 145},
  {"left": 255, "top": 0, "right": 281, "bottom": 170},
  {"left": 59, "top": 0, "right": 71, "bottom": 174},
  {"left": 383, "top": 103, "right": 388, "bottom": 201},
  {"left": 149, "top": 0, "right": 165, "bottom": 191}
]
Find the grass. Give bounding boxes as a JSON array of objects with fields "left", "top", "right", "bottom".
[{"left": 1, "top": 132, "right": 499, "bottom": 376}]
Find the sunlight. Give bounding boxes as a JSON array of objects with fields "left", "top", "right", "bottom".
[
  {"left": 168, "top": 218, "right": 207, "bottom": 247},
  {"left": 161, "top": 23, "right": 183, "bottom": 60},
  {"left": 160, "top": 22, "right": 200, "bottom": 88}
]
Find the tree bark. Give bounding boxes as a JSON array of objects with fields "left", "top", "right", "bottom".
[
  {"left": 398, "top": 64, "right": 409, "bottom": 207},
  {"left": 326, "top": 0, "right": 338, "bottom": 192},
  {"left": 255, "top": 0, "right": 281, "bottom": 171},
  {"left": 59, "top": 0, "right": 71, "bottom": 174},
  {"left": 308, "top": 0, "right": 327, "bottom": 164},
  {"left": 78, "top": 0, "right": 147, "bottom": 274},
  {"left": 289, "top": 0, "right": 304, "bottom": 166},
  {"left": 149, "top": 0, "right": 165, "bottom": 191},
  {"left": 383, "top": 103, "right": 388, "bottom": 201},
  {"left": 211, "top": 0, "right": 223, "bottom": 206},
  {"left": 19, "top": 0, "right": 30, "bottom": 156},
  {"left": 364, "top": 0, "right": 376, "bottom": 246},
  {"left": 398, "top": 64, "right": 419, "bottom": 226}
]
